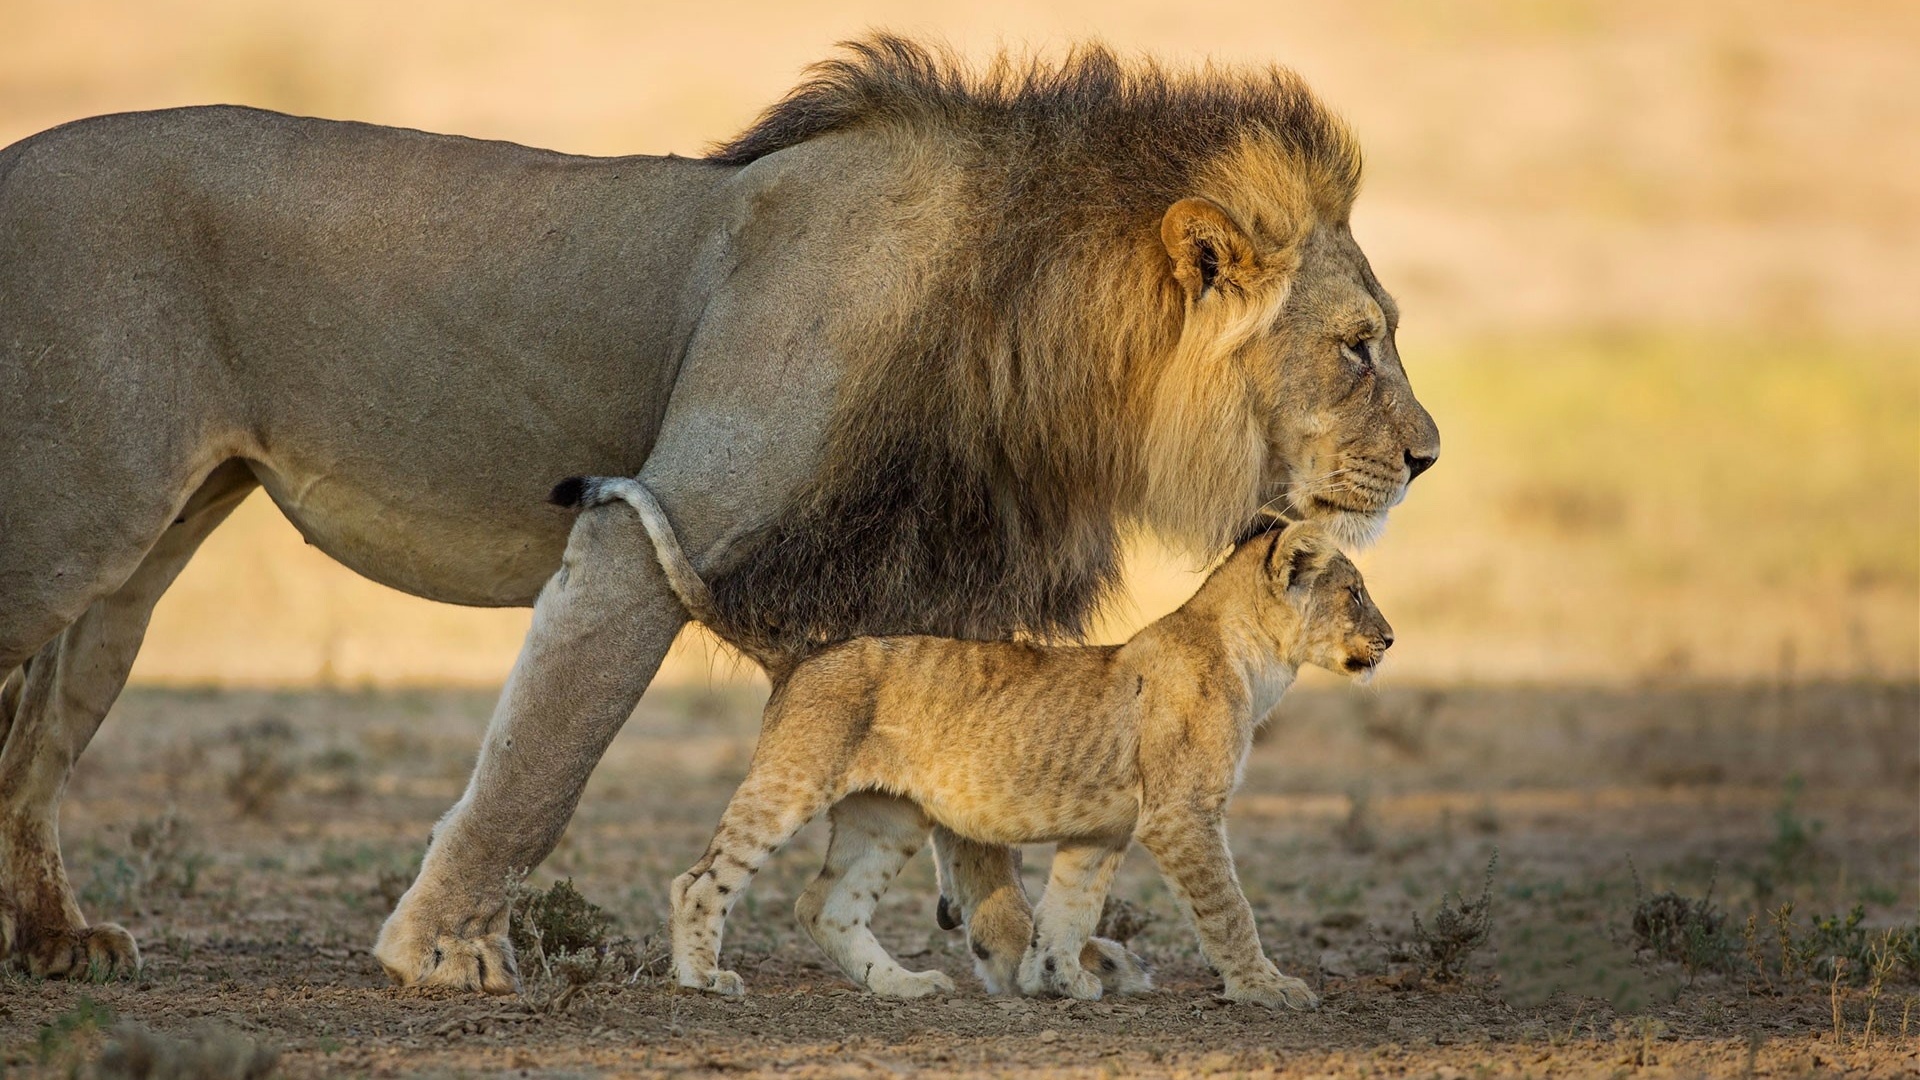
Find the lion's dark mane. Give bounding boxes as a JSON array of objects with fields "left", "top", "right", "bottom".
[{"left": 700, "top": 35, "right": 1361, "bottom": 659}]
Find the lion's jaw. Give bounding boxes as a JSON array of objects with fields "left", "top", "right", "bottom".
[
  {"left": 1278, "top": 450, "right": 1408, "bottom": 550},
  {"left": 1309, "top": 503, "right": 1390, "bottom": 551}
]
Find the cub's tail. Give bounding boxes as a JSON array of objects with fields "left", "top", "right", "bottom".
[{"left": 547, "top": 476, "right": 718, "bottom": 628}]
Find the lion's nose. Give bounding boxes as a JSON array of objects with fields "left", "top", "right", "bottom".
[
  {"left": 1404, "top": 449, "right": 1436, "bottom": 482},
  {"left": 1379, "top": 632, "right": 1394, "bottom": 652}
]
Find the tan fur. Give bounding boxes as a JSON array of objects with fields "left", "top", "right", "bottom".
[{"left": 595, "top": 477, "right": 1393, "bottom": 1003}]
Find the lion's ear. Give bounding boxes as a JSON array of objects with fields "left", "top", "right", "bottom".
[
  {"left": 1160, "top": 197, "right": 1264, "bottom": 301},
  {"left": 1266, "top": 521, "right": 1333, "bottom": 590}
]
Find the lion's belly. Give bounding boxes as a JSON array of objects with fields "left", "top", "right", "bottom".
[
  {"left": 238, "top": 344, "right": 668, "bottom": 609},
  {"left": 248, "top": 457, "right": 576, "bottom": 607}
]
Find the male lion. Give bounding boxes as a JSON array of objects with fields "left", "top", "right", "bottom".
[
  {"left": 561, "top": 476, "right": 1390, "bottom": 1007},
  {"left": 0, "top": 37, "right": 1437, "bottom": 990}
]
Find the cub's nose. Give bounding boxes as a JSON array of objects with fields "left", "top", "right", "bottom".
[
  {"left": 1404, "top": 449, "right": 1436, "bottom": 482},
  {"left": 1380, "top": 631, "right": 1394, "bottom": 652}
]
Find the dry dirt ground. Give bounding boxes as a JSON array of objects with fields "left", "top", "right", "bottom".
[{"left": 4, "top": 681, "right": 1916, "bottom": 1078}]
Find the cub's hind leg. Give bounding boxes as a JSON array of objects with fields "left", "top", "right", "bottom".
[
  {"left": 1017, "top": 842, "right": 1128, "bottom": 1000},
  {"left": 932, "top": 830, "right": 1030, "bottom": 993},
  {"left": 796, "top": 794, "right": 953, "bottom": 998},
  {"left": 670, "top": 717, "right": 849, "bottom": 996},
  {"left": 1137, "top": 812, "right": 1317, "bottom": 1009}
]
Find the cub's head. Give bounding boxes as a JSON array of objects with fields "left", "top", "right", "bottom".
[{"left": 1254, "top": 521, "right": 1393, "bottom": 679}]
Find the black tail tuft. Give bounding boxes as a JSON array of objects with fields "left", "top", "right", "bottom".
[{"left": 548, "top": 476, "right": 589, "bottom": 508}]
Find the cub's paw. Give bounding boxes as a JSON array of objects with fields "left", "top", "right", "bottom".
[
  {"left": 1018, "top": 952, "right": 1103, "bottom": 1001},
  {"left": 1082, "top": 936, "right": 1154, "bottom": 995},
  {"left": 1222, "top": 973, "right": 1320, "bottom": 1010},
  {"left": 688, "top": 969, "right": 745, "bottom": 997},
  {"left": 867, "top": 966, "right": 955, "bottom": 999},
  {"left": 14, "top": 922, "right": 141, "bottom": 981}
]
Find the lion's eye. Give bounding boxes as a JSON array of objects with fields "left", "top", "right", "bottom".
[{"left": 1344, "top": 339, "right": 1373, "bottom": 373}]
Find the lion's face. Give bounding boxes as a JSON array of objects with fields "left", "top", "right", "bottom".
[
  {"left": 1254, "top": 224, "right": 1440, "bottom": 549},
  {"left": 1155, "top": 200, "right": 1438, "bottom": 554}
]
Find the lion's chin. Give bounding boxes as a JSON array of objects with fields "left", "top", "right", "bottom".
[
  {"left": 1243, "top": 496, "right": 1390, "bottom": 550},
  {"left": 1317, "top": 507, "right": 1389, "bottom": 551}
]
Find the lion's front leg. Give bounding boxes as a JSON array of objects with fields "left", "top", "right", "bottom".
[
  {"left": 375, "top": 506, "right": 687, "bottom": 994},
  {"left": 1137, "top": 811, "right": 1317, "bottom": 1010}
]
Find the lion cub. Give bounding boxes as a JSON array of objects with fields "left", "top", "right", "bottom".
[{"left": 563, "top": 476, "right": 1391, "bottom": 1007}]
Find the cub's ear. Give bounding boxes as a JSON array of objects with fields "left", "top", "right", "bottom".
[
  {"left": 1266, "top": 521, "right": 1333, "bottom": 590},
  {"left": 1160, "top": 197, "right": 1266, "bottom": 301}
]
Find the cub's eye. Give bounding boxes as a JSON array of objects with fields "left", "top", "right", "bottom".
[{"left": 1344, "top": 338, "right": 1374, "bottom": 373}]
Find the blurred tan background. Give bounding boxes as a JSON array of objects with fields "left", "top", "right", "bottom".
[{"left": 5, "top": 0, "right": 1914, "bottom": 687}]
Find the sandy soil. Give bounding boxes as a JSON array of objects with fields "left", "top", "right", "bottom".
[{"left": 4, "top": 681, "right": 1915, "bottom": 1077}]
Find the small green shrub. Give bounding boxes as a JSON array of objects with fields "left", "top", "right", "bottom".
[
  {"left": 1790, "top": 906, "right": 1919, "bottom": 986},
  {"left": 1629, "top": 863, "right": 1736, "bottom": 978},
  {"left": 1752, "top": 775, "right": 1824, "bottom": 897},
  {"left": 509, "top": 877, "right": 615, "bottom": 958},
  {"left": 507, "top": 877, "right": 663, "bottom": 1014}
]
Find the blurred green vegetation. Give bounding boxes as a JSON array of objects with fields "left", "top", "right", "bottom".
[
  {"left": 1422, "top": 332, "right": 1917, "bottom": 590},
  {"left": 1289, "top": 332, "right": 1920, "bottom": 681}
]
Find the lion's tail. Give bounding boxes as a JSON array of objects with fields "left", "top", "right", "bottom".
[
  {"left": 547, "top": 474, "right": 721, "bottom": 625},
  {"left": 549, "top": 475, "right": 804, "bottom": 683}
]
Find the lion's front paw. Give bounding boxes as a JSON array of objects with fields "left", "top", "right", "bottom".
[
  {"left": 868, "top": 966, "right": 955, "bottom": 999},
  {"left": 374, "top": 896, "right": 517, "bottom": 994},
  {"left": 10, "top": 921, "right": 140, "bottom": 981},
  {"left": 1222, "top": 973, "right": 1320, "bottom": 1010}
]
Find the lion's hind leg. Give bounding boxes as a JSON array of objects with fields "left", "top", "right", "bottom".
[
  {"left": 796, "top": 793, "right": 953, "bottom": 998},
  {"left": 0, "top": 463, "right": 254, "bottom": 980}
]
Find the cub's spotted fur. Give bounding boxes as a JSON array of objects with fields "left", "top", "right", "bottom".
[{"left": 565, "top": 477, "right": 1390, "bottom": 1004}]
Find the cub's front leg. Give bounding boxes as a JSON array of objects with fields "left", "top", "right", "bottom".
[
  {"left": 1016, "top": 842, "right": 1127, "bottom": 1000},
  {"left": 1137, "top": 812, "right": 1318, "bottom": 1010},
  {"left": 933, "top": 830, "right": 1152, "bottom": 996}
]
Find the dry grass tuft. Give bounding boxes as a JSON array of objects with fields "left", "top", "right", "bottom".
[
  {"left": 1630, "top": 862, "right": 1735, "bottom": 979},
  {"left": 223, "top": 718, "right": 296, "bottom": 820}
]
